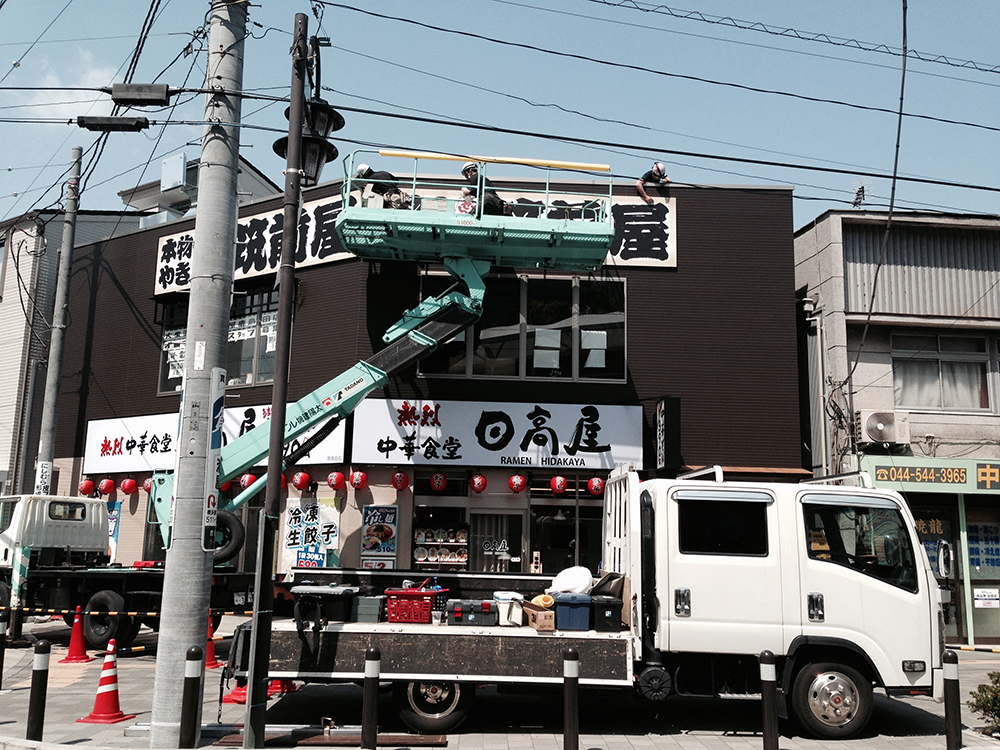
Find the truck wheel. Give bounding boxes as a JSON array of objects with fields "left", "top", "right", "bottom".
[
  {"left": 213, "top": 510, "right": 245, "bottom": 564},
  {"left": 394, "top": 681, "right": 474, "bottom": 733},
  {"left": 792, "top": 662, "right": 873, "bottom": 739},
  {"left": 83, "top": 590, "right": 133, "bottom": 650},
  {"left": 0, "top": 581, "right": 9, "bottom": 616}
]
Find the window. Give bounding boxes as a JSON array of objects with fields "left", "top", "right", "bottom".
[
  {"left": 419, "top": 273, "right": 625, "bottom": 381},
  {"left": 48, "top": 501, "right": 86, "bottom": 521},
  {"left": 158, "top": 287, "right": 280, "bottom": 393},
  {"left": 803, "top": 493, "right": 918, "bottom": 592},
  {"left": 675, "top": 490, "right": 770, "bottom": 556},
  {"left": 892, "top": 333, "right": 989, "bottom": 410}
]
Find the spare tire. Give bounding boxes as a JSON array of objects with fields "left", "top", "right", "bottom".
[
  {"left": 83, "top": 590, "right": 133, "bottom": 649},
  {"left": 213, "top": 509, "right": 245, "bottom": 564}
]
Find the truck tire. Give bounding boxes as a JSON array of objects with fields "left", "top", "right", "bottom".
[
  {"left": 393, "top": 681, "right": 474, "bottom": 733},
  {"left": 791, "top": 662, "right": 873, "bottom": 739},
  {"left": 0, "top": 581, "right": 9, "bottom": 616},
  {"left": 213, "top": 510, "right": 245, "bottom": 564},
  {"left": 83, "top": 590, "right": 134, "bottom": 650}
]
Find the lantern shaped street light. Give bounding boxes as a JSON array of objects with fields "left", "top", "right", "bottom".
[{"left": 272, "top": 99, "right": 344, "bottom": 187}]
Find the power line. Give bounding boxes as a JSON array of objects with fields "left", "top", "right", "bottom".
[
  {"left": 315, "top": 2, "right": 1000, "bottom": 136},
  {"left": 0, "top": 0, "right": 75, "bottom": 85},
  {"left": 585, "top": 0, "right": 1000, "bottom": 74}
]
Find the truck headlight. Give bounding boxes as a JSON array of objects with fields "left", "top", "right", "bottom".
[{"left": 902, "top": 661, "right": 926, "bottom": 673}]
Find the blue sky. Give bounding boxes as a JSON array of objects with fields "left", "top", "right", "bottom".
[{"left": 1, "top": 0, "right": 998, "bottom": 230}]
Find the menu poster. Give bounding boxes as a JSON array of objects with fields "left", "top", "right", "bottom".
[{"left": 362, "top": 506, "right": 398, "bottom": 558}]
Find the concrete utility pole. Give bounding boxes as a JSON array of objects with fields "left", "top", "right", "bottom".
[
  {"left": 149, "top": 1, "right": 246, "bottom": 746},
  {"left": 33, "top": 145, "right": 82, "bottom": 496},
  {"left": 243, "top": 14, "right": 308, "bottom": 747}
]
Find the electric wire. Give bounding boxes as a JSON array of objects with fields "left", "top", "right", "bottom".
[{"left": 0, "top": 0, "right": 75, "bottom": 85}]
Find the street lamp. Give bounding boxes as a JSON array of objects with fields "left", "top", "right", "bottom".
[{"left": 272, "top": 97, "right": 344, "bottom": 186}]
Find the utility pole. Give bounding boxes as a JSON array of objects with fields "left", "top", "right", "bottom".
[
  {"left": 149, "top": 1, "right": 246, "bottom": 746},
  {"left": 243, "top": 14, "right": 308, "bottom": 747},
  {"left": 33, "top": 145, "right": 82, "bottom": 496}
]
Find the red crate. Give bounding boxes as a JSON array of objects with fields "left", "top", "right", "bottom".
[{"left": 385, "top": 579, "right": 449, "bottom": 623}]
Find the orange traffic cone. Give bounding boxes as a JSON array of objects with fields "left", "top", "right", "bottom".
[
  {"left": 77, "top": 639, "right": 136, "bottom": 724},
  {"left": 267, "top": 678, "right": 299, "bottom": 696},
  {"left": 222, "top": 678, "right": 248, "bottom": 704},
  {"left": 205, "top": 613, "right": 224, "bottom": 670},
  {"left": 60, "top": 606, "right": 95, "bottom": 664}
]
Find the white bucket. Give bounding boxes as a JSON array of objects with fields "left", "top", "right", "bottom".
[{"left": 494, "top": 591, "right": 524, "bottom": 627}]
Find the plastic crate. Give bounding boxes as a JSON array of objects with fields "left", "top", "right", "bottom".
[{"left": 385, "top": 579, "right": 449, "bottom": 624}]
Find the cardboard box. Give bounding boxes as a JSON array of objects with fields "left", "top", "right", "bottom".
[{"left": 523, "top": 601, "right": 555, "bottom": 631}]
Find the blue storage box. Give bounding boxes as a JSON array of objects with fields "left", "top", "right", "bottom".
[{"left": 553, "top": 592, "right": 591, "bottom": 631}]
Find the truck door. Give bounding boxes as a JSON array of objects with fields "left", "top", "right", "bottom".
[
  {"left": 797, "top": 492, "right": 932, "bottom": 687},
  {"left": 665, "top": 488, "right": 784, "bottom": 654}
]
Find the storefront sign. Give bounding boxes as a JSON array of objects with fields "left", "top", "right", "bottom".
[
  {"left": 361, "top": 506, "right": 398, "bottom": 561},
  {"left": 84, "top": 404, "right": 346, "bottom": 473},
  {"left": 353, "top": 399, "right": 643, "bottom": 468},
  {"left": 974, "top": 588, "right": 1000, "bottom": 609},
  {"left": 280, "top": 497, "right": 339, "bottom": 570},
  {"left": 154, "top": 196, "right": 352, "bottom": 295},
  {"left": 862, "top": 456, "right": 1000, "bottom": 495}
]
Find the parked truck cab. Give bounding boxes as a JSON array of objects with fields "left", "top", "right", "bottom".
[{"left": 605, "top": 466, "right": 947, "bottom": 739}]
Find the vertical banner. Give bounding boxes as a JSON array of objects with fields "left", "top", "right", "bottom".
[
  {"left": 34, "top": 460, "right": 52, "bottom": 496},
  {"left": 203, "top": 368, "right": 225, "bottom": 550},
  {"left": 107, "top": 500, "right": 122, "bottom": 563},
  {"left": 280, "top": 497, "right": 340, "bottom": 570}
]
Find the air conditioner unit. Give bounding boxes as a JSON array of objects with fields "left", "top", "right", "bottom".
[{"left": 855, "top": 410, "right": 911, "bottom": 446}]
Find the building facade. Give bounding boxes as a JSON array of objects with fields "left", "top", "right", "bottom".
[
  {"left": 795, "top": 210, "right": 1000, "bottom": 644},
  {"left": 51, "top": 161, "right": 804, "bottom": 583}
]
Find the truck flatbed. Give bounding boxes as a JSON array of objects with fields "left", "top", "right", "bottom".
[{"left": 241, "top": 620, "right": 634, "bottom": 687}]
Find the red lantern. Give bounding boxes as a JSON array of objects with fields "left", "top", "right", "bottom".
[
  {"left": 98, "top": 478, "right": 116, "bottom": 495},
  {"left": 430, "top": 473, "right": 447, "bottom": 491},
  {"left": 292, "top": 471, "right": 311, "bottom": 490},
  {"left": 509, "top": 474, "right": 526, "bottom": 493},
  {"left": 327, "top": 471, "right": 345, "bottom": 490},
  {"left": 78, "top": 479, "right": 95, "bottom": 496},
  {"left": 587, "top": 476, "right": 604, "bottom": 495},
  {"left": 391, "top": 472, "right": 409, "bottom": 491},
  {"left": 550, "top": 475, "right": 567, "bottom": 494},
  {"left": 220, "top": 480, "right": 231, "bottom": 492},
  {"left": 280, "top": 474, "right": 288, "bottom": 490},
  {"left": 239, "top": 473, "right": 257, "bottom": 490},
  {"left": 350, "top": 471, "right": 368, "bottom": 490},
  {"left": 120, "top": 478, "right": 138, "bottom": 495},
  {"left": 470, "top": 473, "right": 487, "bottom": 493},
  {"left": 142, "top": 477, "right": 153, "bottom": 494}
]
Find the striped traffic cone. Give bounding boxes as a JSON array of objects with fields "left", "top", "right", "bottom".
[
  {"left": 205, "top": 613, "right": 224, "bottom": 670},
  {"left": 59, "top": 606, "right": 94, "bottom": 663},
  {"left": 77, "top": 639, "right": 136, "bottom": 724}
]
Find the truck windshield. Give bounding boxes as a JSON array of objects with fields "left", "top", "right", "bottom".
[{"left": 802, "top": 494, "right": 918, "bottom": 593}]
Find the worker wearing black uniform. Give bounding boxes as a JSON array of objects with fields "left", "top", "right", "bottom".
[
  {"left": 461, "top": 161, "right": 508, "bottom": 216},
  {"left": 354, "top": 163, "right": 411, "bottom": 209}
]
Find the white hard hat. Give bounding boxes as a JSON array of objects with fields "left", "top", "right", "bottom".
[
  {"left": 461, "top": 161, "right": 478, "bottom": 174},
  {"left": 355, "top": 163, "right": 371, "bottom": 179},
  {"left": 652, "top": 162, "right": 666, "bottom": 179}
]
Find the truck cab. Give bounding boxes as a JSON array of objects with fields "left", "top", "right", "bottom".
[
  {"left": 605, "top": 467, "right": 945, "bottom": 739},
  {"left": 0, "top": 494, "right": 109, "bottom": 569}
]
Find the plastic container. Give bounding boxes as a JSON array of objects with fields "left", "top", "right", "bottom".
[
  {"left": 447, "top": 599, "right": 498, "bottom": 626},
  {"left": 290, "top": 585, "right": 359, "bottom": 622},
  {"left": 591, "top": 595, "right": 623, "bottom": 632},
  {"left": 350, "top": 595, "right": 387, "bottom": 623},
  {"left": 386, "top": 579, "right": 449, "bottom": 623},
  {"left": 553, "top": 592, "right": 591, "bottom": 631},
  {"left": 494, "top": 591, "right": 524, "bottom": 627}
]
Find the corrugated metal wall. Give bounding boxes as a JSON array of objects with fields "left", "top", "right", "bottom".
[{"left": 844, "top": 223, "right": 1000, "bottom": 318}]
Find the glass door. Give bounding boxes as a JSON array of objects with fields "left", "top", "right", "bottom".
[{"left": 469, "top": 511, "right": 525, "bottom": 573}]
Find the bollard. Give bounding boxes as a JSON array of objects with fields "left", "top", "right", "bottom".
[
  {"left": 0, "top": 609, "right": 8, "bottom": 691},
  {"left": 944, "top": 649, "right": 961, "bottom": 750},
  {"left": 361, "top": 646, "right": 381, "bottom": 750},
  {"left": 179, "top": 646, "right": 204, "bottom": 749},
  {"left": 563, "top": 647, "right": 579, "bottom": 750},
  {"left": 759, "top": 650, "right": 778, "bottom": 750},
  {"left": 26, "top": 639, "right": 51, "bottom": 741}
]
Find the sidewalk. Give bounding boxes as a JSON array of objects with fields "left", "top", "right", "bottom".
[{"left": 1, "top": 617, "right": 998, "bottom": 750}]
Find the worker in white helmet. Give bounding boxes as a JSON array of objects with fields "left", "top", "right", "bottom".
[
  {"left": 635, "top": 161, "right": 671, "bottom": 205},
  {"left": 354, "top": 163, "right": 412, "bottom": 209},
  {"left": 460, "top": 161, "right": 508, "bottom": 216}
]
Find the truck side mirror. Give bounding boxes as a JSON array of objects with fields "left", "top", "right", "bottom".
[{"left": 936, "top": 539, "right": 953, "bottom": 579}]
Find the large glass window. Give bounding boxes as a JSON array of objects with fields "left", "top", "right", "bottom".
[
  {"left": 803, "top": 494, "right": 918, "bottom": 592},
  {"left": 420, "top": 273, "right": 625, "bottom": 382},
  {"left": 158, "top": 286, "right": 281, "bottom": 394},
  {"left": 892, "top": 333, "right": 989, "bottom": 410}
]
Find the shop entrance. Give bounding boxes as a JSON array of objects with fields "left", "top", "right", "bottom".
[
  {"left": 468, "top": 511, "right": 525, "bottom": 573},
  {"left": 907, "top": 495, "right": 964, "bottom": 642}
]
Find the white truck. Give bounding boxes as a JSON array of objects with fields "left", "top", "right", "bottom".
[
  {"left": 0, "top": 494, "right": 254, "bottom": 646},
  {"left": 230, "top": 464, "right": 948, "bottom": 739}
]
